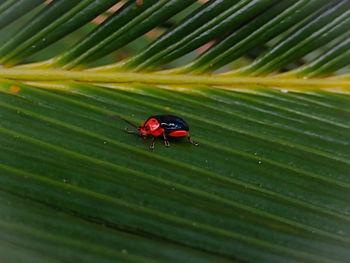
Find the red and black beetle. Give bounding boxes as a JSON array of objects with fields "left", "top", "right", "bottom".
[{"left": 109, "top": 114, "right": 199, "bottom": 150}]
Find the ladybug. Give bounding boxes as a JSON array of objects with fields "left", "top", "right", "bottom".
[{"left": 109, "top": 114, "right": 200, "bottom": 150}]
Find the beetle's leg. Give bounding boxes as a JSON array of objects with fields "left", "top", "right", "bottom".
[
  {"left": 125, "top": 127, "right": 136, "bottom": 134},
  {"left": 187, "top": 133, "right": 200, "bottom": 146},
  {"left": 149, "top": 136, "right": 157, "bottom": 150},
  {"left": 162, "top": 132, "right": 170, "bottom": 147}
]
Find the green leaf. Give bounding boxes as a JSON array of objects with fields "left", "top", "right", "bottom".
[
  {"left": 118, "top": 0, "right": 279, "bottom": 71},
  {"left": 1, "top": 80, "right": 350, "bottom": 262},
  {"left": 53, "top": 0, "right": 196, "bottom": 69},
  {"left": 0, "top": 1, "right": 350, "bottom": 262},
  {"left": 0, "top": 0, "right": 44, "bottom": 30},
  {"left": 240, "top": 0, "right": 350, "bottom": 75},
  {"left": 181, "top": 0, "right": 331, "bottom": 73},
  {"left": 294, "top": 34, "right": 350, "bottom": 77},
  {"left": 0, "top": 0, "right": 86, "bottom": 64},
  {"left": 7, "top": 0, "right": 121, "bottom": 64}
]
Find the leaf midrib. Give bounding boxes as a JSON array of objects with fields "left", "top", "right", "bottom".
[{"left": 1, "top": 69, "right": 350, "bottom": 88}]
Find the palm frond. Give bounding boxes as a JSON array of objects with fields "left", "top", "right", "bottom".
[
  {"left": 0, "top": 0, "right": 348, "bottom": 77},
  {"left": 0, "top": 1, "right": 349, "bottom": 263}
]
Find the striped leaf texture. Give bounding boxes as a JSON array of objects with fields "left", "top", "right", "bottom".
[{"left": 0, "top": 1, "right": 349, "bottom": 262}]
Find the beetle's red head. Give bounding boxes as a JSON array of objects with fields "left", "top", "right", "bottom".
[
  {"left": 139, "top": 123, "right": 148, "bottom": 138},
  {"left": 108, "top": 115, "right": 161, "bottom": 138},
  {"left": 139, "top": 118, "right": 160, "bottom": 138}
]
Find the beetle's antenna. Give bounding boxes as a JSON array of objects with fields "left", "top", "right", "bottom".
[{"left": 108, "top": 114, "right": 139, "bottom": 129}]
